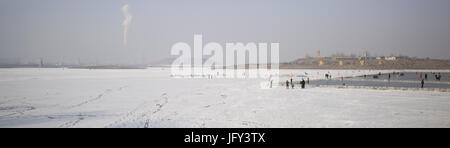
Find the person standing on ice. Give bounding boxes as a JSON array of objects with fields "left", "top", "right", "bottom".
[
  {"left": 290, "top": 78, "right": 293, "bottom": 86},
  {"left": 300, "top": 79, "right": 306, "bottom": 89},
  {"left": 269, "top": 75, "right": 273, "bottom": 88},
  {"left": 270, "top": 79, "right": 273, "bottom": 88},
  {"left": 286, "top": 80, "right": 289, "bottom": 89},
  {"left": 307, "top": 77, "right": 310, "bottom": 84},
  {"left": 421, "top": 79, "right": 425, "bottom": 88}
]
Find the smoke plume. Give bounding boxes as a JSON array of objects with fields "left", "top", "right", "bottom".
[{"left": 122, "top": 4, "right": 132, "bottom": 45}]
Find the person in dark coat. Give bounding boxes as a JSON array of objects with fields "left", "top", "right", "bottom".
[
  {"left": 300, "top": 80, "right": 306, "bottom": 89},
  {"left": 421, "top": 79, "right": 425, "bottom": 88},
  {"left": 286, "top": 80, "right": 289, "bottom": 89}
]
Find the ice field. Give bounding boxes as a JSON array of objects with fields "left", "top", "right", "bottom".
[{"left": 0, "top": 68, "right": 449, "bottom": 128}]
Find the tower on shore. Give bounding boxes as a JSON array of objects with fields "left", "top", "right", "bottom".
[{"left": 316, "top": 50, "right": 325, "bottom": 58}]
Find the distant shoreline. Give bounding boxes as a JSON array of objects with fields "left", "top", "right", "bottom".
[
  {"left": 69, "top": 66, "right": 147, "bottom": 69},
  {"left": 1, "top": 57, "right": 449, "bottom": 70},
  {"left": 0, "top": 65, "right": 147, "bottom": 69},
  {"left": 1, "top": 67, "right": 450, "bottom": 72}
]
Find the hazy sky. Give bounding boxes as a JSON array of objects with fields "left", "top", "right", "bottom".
[{"left": 1, "top": 0, "right": 449, "bottom": 64}]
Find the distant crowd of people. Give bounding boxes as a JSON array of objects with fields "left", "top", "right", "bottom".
[
  {"left": 419, "top": 72, "right": 442, "bottom": 88},
  {"left": 285, "top": 78, "right": 307, "bottom": 89},
  {"left": 417, "top": 72, "right": 441, "bottom": 81},
  {"left": 273, "top": 71, "right": 444, "bottom": 89}
]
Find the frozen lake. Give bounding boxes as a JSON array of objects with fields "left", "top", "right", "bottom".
[{"left": 0, "top": 68, "right": 449, "bottom": 128}]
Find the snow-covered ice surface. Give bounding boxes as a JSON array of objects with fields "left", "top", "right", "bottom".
[{"left": 0, "top": 68, "right": 449, "bottom": 128}]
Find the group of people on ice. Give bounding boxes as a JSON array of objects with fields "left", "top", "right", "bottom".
[
  {"left": 417, "top": 72, "right": 441, "bottom": 81},
  {"left": 433, "top": 72, "right": 442, "bottom": 81},
  {"left": 275, "top": 71, "right": 444, "bottom": 89},
  {"left": 285, "top": 78, "right": 307, "bottom": 89},
  {"left": 418, "top": 72, "right": 442, "bottom": 88}
]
